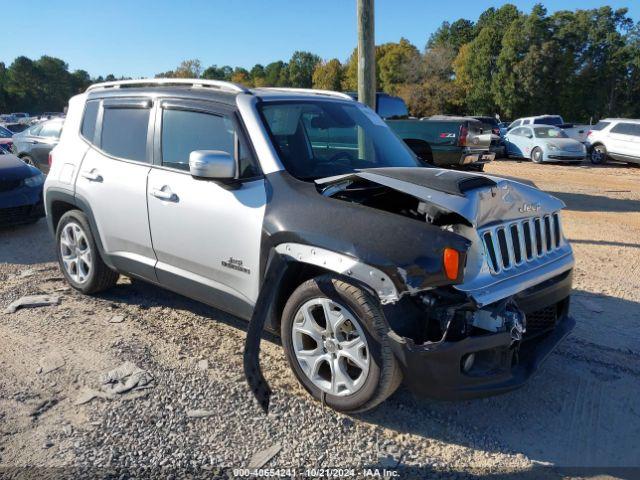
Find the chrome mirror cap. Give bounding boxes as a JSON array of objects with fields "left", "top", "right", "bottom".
[{"left": 189, "top": 150, "right": 236, "bottom": 180}]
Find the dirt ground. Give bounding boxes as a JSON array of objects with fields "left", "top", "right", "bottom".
[{"left": 0, "top": 160, "right": 639, "bottom": 478}]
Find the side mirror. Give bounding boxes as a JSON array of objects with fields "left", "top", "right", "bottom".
[{"left": 189, "top": 150, "right": 236, "bottom": 180}]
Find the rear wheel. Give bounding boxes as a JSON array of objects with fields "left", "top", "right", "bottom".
[
  {"left": 56, "top": 210, "right": 119, "bottom": 294},
  {"left": 281, "top": 275, "right": 402, "bottom": 413},
  {"left": 590, "top": 144, "right": 607, "bottom": 165},
  {"left": 531, "top": 147, "right": 543, "bottom": 164}
]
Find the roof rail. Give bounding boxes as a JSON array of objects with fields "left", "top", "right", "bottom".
[
  {"left": 86, "top": 78, "right": 250, "bottom": 94},
  {"left": 257, "top": 87, "right": 354, "bottom": 101}
]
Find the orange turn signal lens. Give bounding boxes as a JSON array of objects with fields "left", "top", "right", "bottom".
[{"left": 443, "top": 248, "right": 460, "bottom": 281}]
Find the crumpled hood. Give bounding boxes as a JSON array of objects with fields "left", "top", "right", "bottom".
[
  {"left": 0, "top": 154, "right": 36, "bottom": 181},
  {"left": 317, "top": 167, "right": 565, "bottom": 228}
]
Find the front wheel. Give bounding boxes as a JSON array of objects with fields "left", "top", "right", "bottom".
[
  {"left": 56, "top": 210, "right": 119, "bottom": 294},
  {"left": 281, "top": 275, "right": 402, "bottom": 413},
  {"left": 531, "top": 147, "right": 543, "bottom": 163}
]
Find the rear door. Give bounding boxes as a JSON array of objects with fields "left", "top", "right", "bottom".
[
  {"left": 608, "top": 122, "right": 636, "bottom": 158},
  {"left": 146, "top": 99, "right": 265, "bottom": 319},
  {"left": 75, "top": 97, "right": 157, "bottom": 281}
]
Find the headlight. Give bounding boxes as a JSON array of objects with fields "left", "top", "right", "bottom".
[
  {"left": 23, "top": 172, "right": 45, "bottom": 187},
  {"left": 547, "top": 143, "right": 558, "bottom": 151}
]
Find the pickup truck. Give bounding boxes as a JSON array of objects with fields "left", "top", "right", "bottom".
[
  {"left": 387, "top": 116, "right": 494, "bottom": 171},
  {"left": 507, "top": 115, "right": 590, "bottom": 144}
]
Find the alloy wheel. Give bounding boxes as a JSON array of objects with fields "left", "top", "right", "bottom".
[
  {"left": 59, "top": 222, "right": 92, "bottom": 284},
  {"left": 291, "top": 298, "right": 370, "bottom": 396}
]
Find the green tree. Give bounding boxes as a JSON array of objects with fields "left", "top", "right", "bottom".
[
  {"left": 264, "top": 61, "right": 288, "bottom": 86},
  {"left": 427, "top": 19, "right": 475, "bottom": 52},
  {"left": 201, "top": 65, "right": 233, "bottom": 80},
  {"left": 312, "top": 59, "right": 344, "bottom": 90},
  {"left": 377, "top": 38, "right": 421, "bottom": 93},
  {"left": 5, "top": 56, "right": 42, "bottom": 112},
  {"left": 250, "top": 64, "right": 267, "bottom": 87},
  {"left": 287, "top": 51, "right": 321, "bottom": 88}
]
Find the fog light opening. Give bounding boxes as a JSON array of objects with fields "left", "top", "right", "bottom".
[{"left": 462, "top": 353, "right": 476, "bottom": 373}]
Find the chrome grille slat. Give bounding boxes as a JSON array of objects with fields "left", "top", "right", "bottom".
[{"left": 481, "top": 212, "right": 564, "bottom": 275}]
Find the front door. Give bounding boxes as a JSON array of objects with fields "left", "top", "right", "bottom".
[{"left": 147, "top": 99, "right": 265, "bottom": 319}]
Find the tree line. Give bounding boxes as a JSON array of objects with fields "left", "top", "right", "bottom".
[{"left": 1, "top": 4, "right": 638, "bottom": 122}]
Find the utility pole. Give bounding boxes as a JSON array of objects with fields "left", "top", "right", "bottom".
[{"left": 357, "top": 0, "right": 375, "bottom": 110}]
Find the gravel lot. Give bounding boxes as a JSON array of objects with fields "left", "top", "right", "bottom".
[{"left": 0, "top": 160, "right": 639, "bottom": 478}]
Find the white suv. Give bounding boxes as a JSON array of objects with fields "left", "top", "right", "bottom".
[
  {"left": 586, "top": 118, "right": 640, "bottom": 165},
  {"left": 44, "top": 79, "right": 575, "bottom": 413}
]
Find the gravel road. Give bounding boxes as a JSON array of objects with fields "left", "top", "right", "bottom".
[{"left": 0, "top": 160, "right": 638, "bottom": 478}]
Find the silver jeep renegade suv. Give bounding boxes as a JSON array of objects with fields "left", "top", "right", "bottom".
[{"left": 44, "top": 79, "right": 575, "bottom": 413}]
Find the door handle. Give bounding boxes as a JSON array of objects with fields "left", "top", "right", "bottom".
[
  {"left": 80, "top": 170, "right": 103, "bottom": 182},
  {"left": 150, "top": 187, "right": 177, "bottom": 202}
]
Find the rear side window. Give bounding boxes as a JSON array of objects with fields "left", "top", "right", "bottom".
[
  {"left": 81, "top": 100, "right": 100, "bottom": 142},
  {"left": 611, "top": 122, "right": 640, "bottom": 137},
  {"left": 101, "top": 107, "right": 150, "bottom": 162},
  {"left": 377, "top": 96, "right": 408, "bottom": 119},
  {"left": 534, "top": 116, "right": 563, "bottom": 125},
  {"left": 160, "top": 108, "right": 259, "bottom": 177},
  {"left": 590, "top": 121, "right": 610, "bottom": 131}
]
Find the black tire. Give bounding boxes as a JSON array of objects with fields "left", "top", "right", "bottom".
[
  {"left": 590, "top": 144, "right": 607, "bottom": 165},
  {"left": 531, "top": 147, "right": 543, "bottom": 164},
  {"left": 281, "top": 274, "right": 402, "bottom": 413},
  {"left": 55, "top": 210, "right": 119, "bottom": 294}
]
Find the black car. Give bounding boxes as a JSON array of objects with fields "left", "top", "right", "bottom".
[
  {"left": 0, "top": 154, "right": 46, "bottom": 226},
  {"left": 12, "top": 118, "right": 64, "bottom": 173}
]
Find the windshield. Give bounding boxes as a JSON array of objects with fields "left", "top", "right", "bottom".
[
  {"left": 259, "top": 101, "right": 420, "bottom": 180},
  {"left": 0, "top": 126, "right": 12, "bottom": 137},
  {"left": 534, "top": 126, "right": 568, "bottom": 138}
]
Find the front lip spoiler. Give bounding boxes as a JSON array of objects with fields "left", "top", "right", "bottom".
[{"left": 455, "top": 250, "right": 575, "bottom": 307}]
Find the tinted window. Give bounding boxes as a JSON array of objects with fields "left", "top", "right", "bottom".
[
  {"left": 162, "top": 109, "right": 245, "bottom": 174},
  {"left": 611, "top": 122, "right": 640, "bottom": 136},
  {"left": 101, "top": 107, "right": 150, "bottom": 161},
  {"left": 533, "top": 116, "right": 563, "bottom": 126},
  {"left": 377, "top": 95, "right": 408, "bottom": 119},
  {"left": 590, "top": 121, "right": 610, "bottom": 131},
  {"left": 523, "top": 119, "right": 531, "bottom": 125},
  {"left": 40, "top": 121, "right": 63, "bottom": 139},
  {"left": 81, "top": 100, "right": 99, "bottom": 142},
  {"left": 0, "top": 126, "right": 12, "bottom": 138}
]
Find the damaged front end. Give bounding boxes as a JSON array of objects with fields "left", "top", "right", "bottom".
[{"left": 317, "top": 167, "right": 576, "bottom": 399}]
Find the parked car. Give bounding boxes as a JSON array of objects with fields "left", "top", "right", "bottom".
[
  {"left": 505, "top": 125, "right": 586, "bottom": 163},
  {"left": 0, "top": 154, "right": 46, "bottom": 226},
  {"left": 471, "top": 115, "right": 506, "bottom": 158},
  {"left": 12, "top": 118, "right": 64, "bottom": 173},
  {"left": 586, "top": 118, "right": 640, "bottom": 166},
  {"left": 0, "top": 124, "right": 13, "bottom": 153},
  {"left": 44, "top": 79, "right": 575, "bottom": 413},
  {"left": 388, "top": 115, "right": 494, "bottom": 170},
  {"left": 506, "top": 115, "right": 589, "bottom": 143},
  {"left": 11, "top": 112, "right": 30, "bottom": 122}
]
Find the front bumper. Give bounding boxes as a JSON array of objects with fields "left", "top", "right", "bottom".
[
  {"left": 545, "top": 151, "right": 586, "bottom": 162},
  {"left": 0, "top": 186, "right": 45, "bottom": 226},
  {"left": 389, "top": 270, "right": 574, "bottom": 400}
]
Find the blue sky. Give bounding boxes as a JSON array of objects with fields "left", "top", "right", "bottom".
[{"left": 5, "top": 0, "right": 637, "bottom": 78}]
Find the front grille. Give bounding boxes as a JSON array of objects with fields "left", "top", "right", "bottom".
[
  {"left": 482, "top": 212, "right": 563, "bottom": 274},
  {"left": 0, "top": 179, "right": 22, "bottom": 192},
  {"left": 526, "top": 305, "right": 558, "bottom": 334}
]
